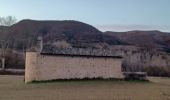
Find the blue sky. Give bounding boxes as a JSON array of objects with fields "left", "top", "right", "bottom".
[{"left": 0, "top": 0, "right": 170, "bottom": 32}]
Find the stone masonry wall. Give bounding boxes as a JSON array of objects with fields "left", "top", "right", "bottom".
[{"left": 25, "top": 52, "right": 124, "bottom": 83}]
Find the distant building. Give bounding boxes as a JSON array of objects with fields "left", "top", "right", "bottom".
[{"left": 25, "top": 38, "right": 124, "bottom": 83}]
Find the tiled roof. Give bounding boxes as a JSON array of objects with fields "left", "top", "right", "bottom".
[{"left": 41, "top": 45, "right": 122, "bottom": 58}]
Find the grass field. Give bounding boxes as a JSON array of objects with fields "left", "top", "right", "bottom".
[{"left": 0, "top": 75, "right": 170, "bottom": 100}]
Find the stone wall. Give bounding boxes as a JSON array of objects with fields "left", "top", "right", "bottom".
[{"left": 25, "top": 52, "right": 124, "bottom": 83}]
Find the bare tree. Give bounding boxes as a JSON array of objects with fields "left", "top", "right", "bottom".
[
  {"left": 0, "top": 16, "right": 17, "bottom": 26},
  {"left": 0, "top": 16, "right": 17, "bottom": 70},
  {"left": 0, "top": 41, "right": 9, "bottom": 70}
]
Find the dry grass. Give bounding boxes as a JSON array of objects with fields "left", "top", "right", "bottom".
[{"left": 0, "top": 75, "right": 170, "bottom": 100}]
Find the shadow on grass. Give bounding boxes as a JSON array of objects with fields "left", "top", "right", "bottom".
[
  {"left": 0, "top": 70, "right": 24, "bottom": 75},
  {"left": 28, "top": 78, "right": 150, "bottom": 84}
]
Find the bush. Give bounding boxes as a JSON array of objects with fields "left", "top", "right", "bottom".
[
  {"left": 143, "top": 67, "right": 170, "bottom": 77},
  {"left": 0, "top": 50, "right": 25, "bottom": 69}
]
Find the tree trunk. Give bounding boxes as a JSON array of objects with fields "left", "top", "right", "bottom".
[{"left": 1, "top": 57, "right": 5, "bottom": 70}]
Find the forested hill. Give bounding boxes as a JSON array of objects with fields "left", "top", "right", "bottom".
[
  {"left": 0, "top": 20, "right": 170, "bottom": 53},
  {"left": 0, "top": 20, "right": 125, "bottom": 50},
  {"left": 105, "top": 30, "right": 170, "bottom": 53}
]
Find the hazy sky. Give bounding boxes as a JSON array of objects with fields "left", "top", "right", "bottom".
[{"left": 0, "top": 0, "right": 170, "bottom": 32}]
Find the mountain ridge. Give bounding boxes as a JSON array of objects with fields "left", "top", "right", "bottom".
[
  {"left": 0, "top": 20, "right": 126, "bottom": 49},
  {"left": 105, "top": 30, "right": 170, "bottom": 53}
]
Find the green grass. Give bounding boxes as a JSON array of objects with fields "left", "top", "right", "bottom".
[{"left": 0, "top": 75, "right": 170, "bottom": 100}]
